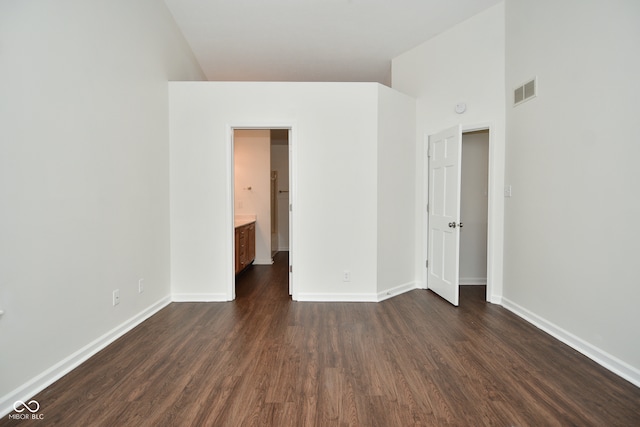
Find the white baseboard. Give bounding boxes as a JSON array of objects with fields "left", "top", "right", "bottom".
[
  {"left": 171, "top": 293, "right": 229, "bottom": 302},
  {"left": 296, "top": 281, "right": 420, "bottom": 303},
  {"left": 0, "top": 296, "right": 172, "bottom": 418},
  {"left": 501, "top": 297, "right": 640, "bottom": 388},
  {"left": 253, "top": 258, "right": 273, "bottom": 265},
  {"left": 377, "top": 281, "right": 419, "bottom": 302},
  {"left": 489, "top": 294, "right": 502, "bottom": 305},
  {"left": 460, "top": 277, "right": 486, "bottom": 285},
  {"left": 295, "top": 293, "right": 378, "bottom": 302}
]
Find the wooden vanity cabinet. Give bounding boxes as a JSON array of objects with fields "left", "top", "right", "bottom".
[{"left": 235, "top": 222, "right": 255, "bottom": 274}]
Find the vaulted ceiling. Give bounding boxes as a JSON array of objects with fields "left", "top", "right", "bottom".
[{"left": 163, "top": 0, "right": 502, "bottom": 85}]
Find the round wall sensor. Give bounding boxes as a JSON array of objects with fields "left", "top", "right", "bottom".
[{"left": 455, "top": 103, "right": 467, "bottom": 114}]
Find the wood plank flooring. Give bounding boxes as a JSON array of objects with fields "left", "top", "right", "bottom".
[{"left": 3, "top": 251, "right": 639, "bottom": 426}]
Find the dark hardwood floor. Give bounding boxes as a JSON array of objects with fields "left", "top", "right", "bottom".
[{"left": 3, "top": 251, "right": 639, "bottom": 426}]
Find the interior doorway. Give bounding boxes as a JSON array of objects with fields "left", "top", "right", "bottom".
[
  {"left": 424, "top": 125, "right": 495, "bottom": 305},
  {"left": 231, "top": 127, "right": 292, "bottom": 299},
  {"left": 460, "top": 130, "right": 489, "bottom": 300}
]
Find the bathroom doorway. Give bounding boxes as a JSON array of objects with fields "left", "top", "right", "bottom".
[{"left": 232, "top": 127, "right": 292, "bottom": 296}]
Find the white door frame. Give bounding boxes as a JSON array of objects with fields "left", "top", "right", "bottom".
[
  {"left": 227, "top": 123, "right": 296, "bottom": 301},
  {"left": 423, "top": 123, "right": 501, "bottom": 303}
]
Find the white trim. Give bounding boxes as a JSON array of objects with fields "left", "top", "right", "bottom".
[
  {"left": 484, "top": 125, "right": 499, "bottom": 303},
  {"left": 297, "top": 282, "right": 421, "bottom": 303},
  {"left": 287, "top": 126, "right": 296, "bottom": 298},
  {"left": 227, "top": 125, "right": 236, "bottom": 302},
  {"left": 171, "top": 293, "right": 229, "bottom": 302},
  {"left": 253, "top": 258, "right": 274, "bottom": 265},
  {"left": 488, "top": 294, "right": 502, "bottom": 305},
  {"left": 295, "top": 293, "right": 379, "bottom": 302},
  {"left": 423, "top": 123, "right": 503, "bottom": 304},
  {"left": 462, "top": 123, "right": 496, "bottom": 304},
  {"left": 459, "top": 277, "right": 487, "bottom": 285},
  {"left": 228, "top": 123, "right": 296, "bottom": 302},
  {"left": 0, "top": 297, "right": 171, "bottom": 418},
  {"left": 377, "top": 281, "right": 420, "bottom": 302},
  {"left": 502, "top": 297, "right": 640, "bottom": 388},
  {"left": 462, "top": 122, "right": 493, "bottom": 133},
  {"left": 422, "top": 133, "right": 429, "bottom": 292}
]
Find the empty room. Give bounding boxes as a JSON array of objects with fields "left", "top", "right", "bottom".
[{"left": 1, "top": 0, "right": 639, "bottom": 425}]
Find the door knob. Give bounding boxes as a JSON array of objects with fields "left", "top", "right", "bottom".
[{"left": 448, "top": 222, "right": 457, "bottom": 228}]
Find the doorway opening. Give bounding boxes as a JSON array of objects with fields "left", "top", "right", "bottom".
[
  {"left": 423, "top": 125, "right": 496, "bottom": 306},
  {"left": 460, "top": 129, "right": 489, "bottom": 301},
  {"left": 231, "top": 127, "right": 292, "bottom": 300}
]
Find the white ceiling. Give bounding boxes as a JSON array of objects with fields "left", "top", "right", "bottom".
[{"left": 164, "top": 0, "right": 501, "bottom": 85}]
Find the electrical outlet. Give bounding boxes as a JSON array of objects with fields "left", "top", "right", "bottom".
[
  {"left": 138, "top": 279, "right": 144, "bottom": 294},
  {"left": 113, "top": 289, "right": 120, "bottom": 306},
  {"left": 343, "top": 270, "right": 351, "bottom": 282}
]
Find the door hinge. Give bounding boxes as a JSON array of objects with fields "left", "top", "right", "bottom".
[
  {"left": 289, "top": 203, "right": 292, "bottom": 212},
  {"left": 426, "top": 203, "right": 429, "bottom": 213},
  {"left": 426, "top": 260, "right": 428, "bottom": 268},
  {"left": 289, "top": 265, "right": 292, "bottom": 273}
]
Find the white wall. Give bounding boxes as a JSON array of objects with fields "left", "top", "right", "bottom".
[
  {"left": 391, "top": 2, "right": 506, "bottom": 302},
  {"left": 169, "top": 82, "right": 417, "bottom": 302},
  {"left": 0, "top": 0, "right": 204, "bottom": 414},
  {"left": 234, "top": 129, "right": 272, "bottom": 264},
  {"left": 169, "top": 82, "right": 380, "bottom": 301},
  {"left": 376, "top": 86, "right": 418, "bottom": 297},
  {"left": 460, "top": 131, "right": 489, "bottom": 284},
  {"left": 271, "top": 144, "right": 290, "bottom": 251},
  {"left": 504, "top": 0, "right": 640, "bottom": 384}
]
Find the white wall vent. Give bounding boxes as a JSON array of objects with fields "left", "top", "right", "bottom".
[{"left": 514, "top": 78, "right": 536, "bottom": 106}]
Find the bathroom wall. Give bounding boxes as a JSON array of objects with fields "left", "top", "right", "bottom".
[
  {"left": 271, "top": 138, "right": 290, "bottom": 251},
  {"left": 234, "top": 129, "right": 272, "bottom": 264}
]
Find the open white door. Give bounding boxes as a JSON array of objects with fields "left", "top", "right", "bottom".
[{"left": 428, "top": 125, "right": 462, "bottom": 306}]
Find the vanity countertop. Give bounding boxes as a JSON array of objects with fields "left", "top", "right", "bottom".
[{"left": 234, "top": 215, "right": 256, "bottom": 228}]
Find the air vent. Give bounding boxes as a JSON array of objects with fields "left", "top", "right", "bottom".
[{"left": 514, "top": 78, "right": 536, "bottom": 106}]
